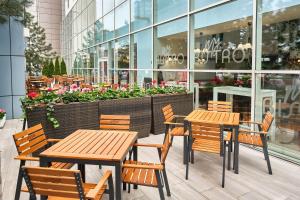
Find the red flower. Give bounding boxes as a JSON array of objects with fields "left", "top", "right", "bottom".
[
  {"left": 160, "top": 81, "right": 165, "bottom": 86},
  {"left": 123, "top": 83, "right": 129, "bottom": 89},
  {"left": 47, "top": 88, "right": 53, "bottom": 92},
  {"left": 28, "top": 92, "right": 39, "bottom": 99},
  {"left": 152, "top": 80, "right": 157, "bottom": 84}
]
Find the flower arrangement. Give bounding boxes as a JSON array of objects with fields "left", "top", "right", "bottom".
[
  {"left": 0, "top": 109, "right": 6, "bottom": 120},
  {"left": 21, "top": 83, "right": 189, "bottom": 128}
]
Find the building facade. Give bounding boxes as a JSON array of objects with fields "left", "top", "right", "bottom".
[
  {"left": 61, "top": 0, "right": 300, "bottom": 163},
  {"left": 28, "top": 0, "right": 62, "bottom": 54}
]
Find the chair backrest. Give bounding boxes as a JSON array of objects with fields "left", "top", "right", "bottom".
[
  {"left": 261, "top": 112, "right": 274, "bottom": 132},
  {"left": 208, "top": 101, "right": 232, "bottom": 112},
  {"left": 190, "top": 121, "right": 222, "bottom": 154},
  {"left": 160, "top": 132, "right": 172, "bottom": 164},
  {"left": 13, "top": 124, "right": 48, "bottom": 156},
  {"left": 99, "top": 115, "right": 130, "bottom": 130},
  {"left": 22, "top": 166, "right": 85, "bottom": 199},
  {"left": 162, "top": 104, "right": 175, "bottom": 123}
]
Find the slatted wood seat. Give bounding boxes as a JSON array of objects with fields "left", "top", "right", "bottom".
[
  {"left": 122, "top": 133, "right": 172, "bottom": 200},
  {"left": 186, "top": 122, "right": 229, "bottom": 187},
  {"left": 21, "top": 166, "right": 114, "bottom": 200},
  {"left": 208, "top": 101, "right": 232, "bottom": 112},
  {"left": 13, "top": 124, "right": 74, "bottom": 200},
  {"left": 162, "top": 104, "right": 188, "bottom": 163},
  {"left": 99, "top": 115, "right": 130, "bottom": 131},
  {"left": 227, "top": 112, "right": 274, "bottom": 174}
]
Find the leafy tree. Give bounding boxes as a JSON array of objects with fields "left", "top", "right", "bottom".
[
  {"left": 0, "top": 0, "right": 32, "bottom": 24},
  {"left": 24, "top": 13, "right": 56, "bottom": 75},
  {"left": 42, "top": 60, "right": 49, "bottom": 76},
  {"left": 54, "top": 57, "right": 60, "bottom": 75},
  {"left": 48, "top": 60, "right": 54, "bottom": 77},
  {"left": 60, "top": 58, "right": 67, "bottom": 75}
]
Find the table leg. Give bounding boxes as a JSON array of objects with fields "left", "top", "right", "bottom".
[
  {"left": 133, "top": 140, "right": 138, "bottom": 189},
  {"left": 115, "top": 162, "right": 122, "bottom": 200},
  {"left": 234, "top": 126, "right": 240, "bottom": 174},
  {"left": 78, "top": 164, "right": 86, "bottom": 182},
  {"left": 183, "top": 120, "right": 189, "bottom": 165}
]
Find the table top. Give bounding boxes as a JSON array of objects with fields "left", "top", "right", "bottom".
[
  {"left": 40, "top": 129, "right": 138, "bottom": 161},
  {"left": 185, "top": 110, "right": 240, "bottom": 126}
]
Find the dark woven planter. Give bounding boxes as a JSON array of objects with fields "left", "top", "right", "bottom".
[
  {"left": 99, "top": 97, "right": 151, "bottom": 138},
  {"left": 151, "top": 93, "right": 193, "bottom": 135},
  {"left": 26, "top": 102, "right": 99, "bottom": 139}
]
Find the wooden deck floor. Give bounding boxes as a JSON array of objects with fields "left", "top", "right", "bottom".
[{"left": 1, "top": 119, "right": 300, "bottom": 200}]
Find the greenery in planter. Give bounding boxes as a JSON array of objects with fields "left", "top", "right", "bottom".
[
  {"left": 54, "top": 57, "right": 61, "bottom": 75},
  {"left": 60, "top": 58, "right": 67, "bottom": 75},
  {"left": 0, "top": 109, "right": 6, "bottom": 120}
]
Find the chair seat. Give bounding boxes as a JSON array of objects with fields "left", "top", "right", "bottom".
[
  {"left": 22, "top": 183, "right": 106, "bottom": 200},
  {"left": 122, "top": 160, "right": 160, "bottom": 187},
  {"left": 192, "top": 138, "right": 220, "bottom": 154},
  {"left": 224, "top": 131, "right": 263, "bottom": 147},
  {"left": 51, "top": 162, "right": 74, "bottom": 169},
  {"left": 170, "top": 127, "right": 189, "bottom": 136}
]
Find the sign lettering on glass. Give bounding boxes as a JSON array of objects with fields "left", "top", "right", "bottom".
[{"left": 157, "top": 45, "right": 185, "bottom": 65}]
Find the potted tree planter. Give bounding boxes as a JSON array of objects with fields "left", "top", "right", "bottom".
[
  {"left": 0, "top": 109, "right": 6, "bottom": 128},
  {"left": 151, "top": 93, "right": 193, "bottom": 135}
]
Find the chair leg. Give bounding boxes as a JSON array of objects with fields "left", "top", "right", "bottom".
[
  {"left": 155, "top": 170, "right": 165, "bottom": 200},
  {"left": 108, "top": 175, "right": 114, "bottom": 200},
  {"left": 222, "top": 142, "right": 226, "bottom": 188},
  {"left": 170, "top": 136, "right": 174, "bottom": 147},
  {"left": 128, "top": 183, "right": 131, "bottom": 193},
  {"left": 262, "top": 145, "right": 272, "bottom": 175},
  {"left": 191, "top": 150, "right": 194, "bottom": 164},
  {"left": 15, "top": 160, "right": 25, "bottom": 200},
  {"left": 227, "top": 141, "right": 231, "bottom": 170},
  {"left": 162, "top": 168, "right": 171, "bottom": 196}
]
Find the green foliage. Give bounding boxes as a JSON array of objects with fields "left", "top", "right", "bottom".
[
  {"left": 54, "top": 57, "right": 60, "bottom": 75},
  {"left": 60, "top": 58, "right": 67, "bottom": 75},
  {"left": 0, "top": 0, "right": 32, "bottom": 24},
  {"left": 48, "top": 60, "right": 54, "bottom": 77}
]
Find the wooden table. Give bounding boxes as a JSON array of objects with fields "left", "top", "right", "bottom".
[
  {"left": 185, "top": 110, "right": 240, "bottom": 174},
  {"left": 39, "top": 129, "right": 138, "bottom": 200}
]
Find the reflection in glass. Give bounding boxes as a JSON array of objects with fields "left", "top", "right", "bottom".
[
  {"left": 82, "top": 26, "right": 95, "bottom": 49},
  {"left": 103, "top": 11, "right": 114, "bottom": 41},
  {"left": 154, "top": 0, "right": 187, "bottom": 23},
  {"left": 192, "top": 0, "right": 253, "bottom": 70},
  {"left": 131, "top": 0, "right": 152, "bottom": 31},
  {"left": 115, "top": 1, "right": 129, "bottom": 37},
  {"left": 115, "top": 37, "right": 129, "bottom": 69},
  {"left": 257, "top": 0, "right": 300, "bottom": 70},
  {"left": 115, "top": 0, "right": 126, "bottom": 6},
  {"left": 97, "top": 42, "right": 115, "bottom": 83},
  {"left": 103, "top": 0, "right": 114, "bottom": 15},
  {"left": 96, "top": 0, "right": 102, "bottom": 19},
  {"left": 191, "top": 0, "right": 221, "bottom": 10},
  {"left": 154, "top": 18, "right": 188, "bottom": 70},
  {"left": 134, "top": 70, "right": 152, "bottom": 87},
  {"left": 95, "top": 19, "right": 103, "bottom": 44},
  {"left": 256, "top": 73, "right": 300, "bottom": 160},
  {"left": 118, "top": 70, "right": 130, "bottom": 85}
]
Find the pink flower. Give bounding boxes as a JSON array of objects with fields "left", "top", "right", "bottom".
[
  {"left": 81, "top": 88, "right": 91, "bottom": 93},
  {"left": 47, "top": 88, "right": 53, "bottom": 92},
  {"left": 28, "top": 92, "right": 39, "bottom": 99},
  {"left": 70, "top": 84, "right": 78, "bottom": 90},
  {"left": 121, "top": 87, "right": 127, "bottom": 92},
  {"left": 152, "top": 80, "right": 157, "bottom": 84},
  {"left": 0, "top": 109, "right": 6, "bottom": 113},
  {"left": 56, "top": 88, "right": 66, "bottom": 95}
]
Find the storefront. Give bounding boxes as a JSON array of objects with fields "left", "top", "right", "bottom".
[{"left": 62, "top": 0, "right": 300, "bottom": 163}]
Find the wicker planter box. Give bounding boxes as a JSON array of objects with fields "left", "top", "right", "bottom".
[
  {"left": 151, "top": 93, "right": 193, "bottom": 135},
  {"left": 99, "top": 97, "right": 151, "bottom": 138},
  {"left": 26, "top": 102, "right": 99, "bottom": 139}
]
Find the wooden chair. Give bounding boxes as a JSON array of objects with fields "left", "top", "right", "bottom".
[
  {"left": 227, "top": 111, "right": 274, "bottom": 174},
  {"left": 186, "top": 122, "right": 229, "bottom": 188},
  {"left": 21, "top": 166, "right": 114, "bottom": 200},
  {"left": 122, "top": 132, "right": 172, "bottom": 200},
  {"left": 99, "top": 115, "right": 130, "bottom": 131},
  {"left": 162, "top": 104, "right": 188, "bottom": 163},
  {"left": 13, "top": 124, "right": 74, "bottom": 200},
  {"left": 208, "top": 101, "right": 232, "bottom": 112}
]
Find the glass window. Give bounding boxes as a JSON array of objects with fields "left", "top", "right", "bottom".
[
  {"left": 115, "top": 1, "right": 129, "bottom": 37},
  {"left": 154, "top": 17, "right": 188, "bottom": 70},
  {"left": 88, "top": 1, "right": 96, "bottom": 26},
  {"left": 95, "top": 19, "right": 103, "bottom": 44},
  {"left": 154, "top": 71, "right": 188, "bottom": 86},
  {"left": 97, "top": 42, "right": 115, "bottom": 83},
  {"left": 103, "top": 11, "right": 114, "bottom": 41},
  {"left": 191, "top": 0, "right": 221, "bottom": 10},
  {"left": 81, "top": 10, "right": 88, "bottom": 30},
  {"left": 192, "top": 0, "right": 253, "bottom": 70},
  {"left": 133, "top": 70, "right": 152, "bottom": 87},
  {"left": 103, "top": 0, "right": 114, "bottom": 15},
  {"left": 257, "top": 0, "right": 300, "bottom": 70},
  {"left": 256, "top": 73, "right": 300, "bottom": 161},
  {"left": 117, "top": 70, "right": 130, "bottom": 85},
  {"left": 82, "top": 26, "right": 94, "bottom": 49},
  {"left": 193, "top": 72, "right": 251, "bottom": 120},
  {"left": 115, "top": 0, "right": 126, "bottom": 6},
  {"left": 115, "top": 36, "right": 129, "bottom": 69},
  {"left": 154, "top": 0, "right": 187, "bottom": 23},
  {"left": 131, "top": 0, "right": 152, "bottom": 31},
  {"left": 96, "top": 0, "right": 102, "bottom": 19},
  {"left": 131, "top": 29, "right": 152, "bottom": 70}
]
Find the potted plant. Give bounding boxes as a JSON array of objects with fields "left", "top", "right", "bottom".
[{"left": 0, "top": 109, "right": 6, "bottom": 128}]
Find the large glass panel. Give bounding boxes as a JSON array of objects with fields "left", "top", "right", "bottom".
[
  {"left": 115, "top": 1, "right": 129, "bottom": 37},
  {"left": 103, "top": 11, "right": 114, "bottom": 41},
  {"left": 154, "top": 0, "right": 187, "bottom": 23},
  {"left": 82, "top": 25, "right": 94, "bottom": 49},
  {"left": 154, "top": 17, "right": 188, "bottom": 70},
  {"left": 256, "top": 73, "right": 300, "bottom": 162},
  {"left": 191, "top": 0, "right": 222, "bottom": 10},
  {"left": 131, "top": 0, "right": 152, "bottom": 31},
  {"left": 103, "top": 0, "right": 114, "bottom": 15},
  {"left": 81, "top": 10, "right": 88, "bottom": 30},
  {"left": 192, "top": 0, "right": 253, "bottom": 70},
  {"left": 133, "top": 70, "right": 152, "bottom": 87},
  {"left": 97, "top": 42, "right": 115, "bottom": 83},
  {"left": 115, "top": 0, "right": 126, "bottom": 6},
  {"left": 257, "top": 0, "right": 300, "bottom": 70},
  {"left": 117, "top": 70, "right": 130, "bottom": 85},
  {"left": 87, "top": 1, "right": 96, "bottom": 26},
  {"left": 194, "top": 72, "right": 251, "bottom": 120},
  {"left": 96, "top": 0, "right": 102, "bottom": 19},
  {"left": 95, "top": 19, "right": 103, "bottom": 44},
  {"left": 115, "top": 36, "right": 129, "bottom": 69},
  {"left": 154, "top": 71, "right": 188, "bottom": 86}
]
